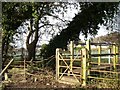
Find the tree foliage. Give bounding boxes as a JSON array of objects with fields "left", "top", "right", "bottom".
[
  {"left": 2, "top": 2, "right": 32, "bottom": 63},
  {"left": 40, "top": 2, "right": 119, "bottom": 63},
  {"left": 2, "top": 2, "right": 75, "bottom": 62},
  {"left": 2, "top": 2, "right": 119, "bottom": 68}
]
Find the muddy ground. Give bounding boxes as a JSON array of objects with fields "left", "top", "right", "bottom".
[{"left": 2, "top": 67, "right": 78, "bottom": 89}]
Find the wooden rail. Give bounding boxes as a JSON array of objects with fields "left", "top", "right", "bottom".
[
  {"left": 88, "top": 76, "right": 120, "bottom": 81},
  {"left": 0, "top": 59, "right": 14, "bottom": 76},
  {"left": 89, "top": 69, "right": 120, "bottom": 74},
  {"left": 56, "top": 40, "right": 119, "bottom": 86},
  {"left": 91, "top": 53, "right": 119, "bottom": 57},
  {"left": 78, "top": 42, "right": 117, "bottom": 46},
  {"left": 90, "top": 62, "right": 120, "bottom": 66}
]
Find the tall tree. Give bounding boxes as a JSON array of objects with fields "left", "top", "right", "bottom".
[
  {"left": 2, "top": 2, "right": 32, "bottom": 65},
  {"left": 2, "top": 2, "right": 75, "bottom": 62},
  {"left": 24, "top": 2, "right": 72, "bottom": 61},
  {"left": 41, "top": 2, "right": 119, "bottom": 63}
]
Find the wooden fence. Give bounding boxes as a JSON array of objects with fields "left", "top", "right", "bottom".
[{"left": 56, "top": 40, "right": 120, "bottom": 86}]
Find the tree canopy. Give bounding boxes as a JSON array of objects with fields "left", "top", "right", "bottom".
[
  {"left": 40, "top": 2, "right": 119, "bottom": 62},
  {"left": 2, "top": 2, "right": 31, "bottom": 62},
  {"left": 2, "top": 2, "right": 119, "bottom": 67},
  {"left": 2, "top": 2, "right": 76, "bottom": 62}
]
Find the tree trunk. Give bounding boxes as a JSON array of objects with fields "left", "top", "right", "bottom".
[
  {"left": 26, "top": 40, "right": 37, "bottom": 61},
  {"left": 2, "top": 35, "right": 10, "bottom": 69},
  {"left": 26, "top": 18, "right": 39, "bottom": 61}
]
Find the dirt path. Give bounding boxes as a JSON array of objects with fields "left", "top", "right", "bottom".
[{"left": 3, "top": 67, "right": 76, "bottom": 89}]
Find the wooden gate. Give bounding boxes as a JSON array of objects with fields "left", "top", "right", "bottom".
[
  {"left": 56, "top": 41, "right": 88, "bottom": 85},
  {"left": 56, "top": 40, "right": 119, "bottom": 86}
]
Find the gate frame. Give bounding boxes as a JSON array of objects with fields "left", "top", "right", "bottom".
[{"left": 56, "top": 40, "right": 119, "bottom": 86}]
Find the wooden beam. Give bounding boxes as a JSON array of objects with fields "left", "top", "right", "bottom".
[
  {"left": 4, "top": 73, "right": 8, "bottom": 81},
  {"left": 91, "top": 53, "right": 119, "bottom": 57},
  {"left": 59, "top": 65, "right": 81, "bottom": 69},
  {"left": 113, "top": 44, "right": 116, "bottom": 70},
  {"left": 70, "top": 41, "right": 74, "bottom": 72},
  {"left": 90, "top": 62, "right": 120, "bottom": 66},
  {"left": 59, "top": 59, "right": 82, "bottom": 61},
  {"left": 81, "top": 48, "right": 87, "bottom": 86},
  {"left": 90, "top": 69, "right": 120, "bottom": 74},
  {"left": 56, "top": 48, "right": 60, "bottom": 80},
  {"left": 116, "top": 45, "right": 119, "bottom": 63},
  {"left": 86, "top": 40, "right": 91, "bottom": 76},
  {"left": 98, "top": 45, "right": 101, "bottom": 65},
  {"left": 0, "top": 59, "right": 14, "bottom": 76},
  {"left": 24, "top": 59, "right": 26, "bottom": 80},
  {"left": 59, "top": 73, "right": 81, "bottom": 77},
  {"left": 88, "top": 76, "right": 120, "bottom": 81}
]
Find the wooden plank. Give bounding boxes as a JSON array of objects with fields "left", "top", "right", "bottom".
[
  {"left": 81, "top": 48, "right": 87, "bottom": 86},
  {"left": 88, "top": 76, "right": 120, "bottom": 81},
  {"left": 4, "top": 73, "right": 8, "bottom": 81},
  {"left": 0, "top": 59, "right": 14, "bottom": 76},
  {"left": 10, "top": 60, "right": 44, "bottom": 63},
  {"left": 91, "top": 53, "right": 119, "bottom": 57},
  {"left": 61, "top": 54, "right": 81, "bottom": 56},
  {"left": 70, "top": 41, "right": 74, "bottom": 72},
  {"left": 59, "top": 66, "right": 81, "bottom": 69},
  {"left": 98, "top": 45, "right": 101, "bottom": 65},
  {"left": 90, "top": 62, "right": 120, "bottom": 66},
  {"left": 59, "top": 73, "right": 81, "bottom": 77},
  {"left": 91, "top": 66, "right": 111, "bottom": 70},
  {"left": 116, "top": 46, "right": 119, "bottom": 63},
  {"left": 113, "top": 44, "right": 116, "bottom": 69},
  {"left": 91, "top": 47, "right": 110, "bottom": 51},
  {"left": 90, "top": 69, "right": 120, "bottom": 74},
  {"left": 6, "top": 65, "right": 27, "bottom": 68},
  {"left": 24, "top": 59, "right": 26, "bottom": 79},
  {"left": 86, "top": 40, "right": 91, "bottom": 76},
  {"left": 59, "top": 59, "right": 82, "bottom": 61},
  {"left": 56, "top": 48, "right": 59, "bottom": 80}
]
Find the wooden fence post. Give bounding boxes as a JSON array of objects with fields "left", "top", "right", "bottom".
[
  {"left": 116, "top": 45, "right": 118, "bottom": 63},
  {"left": 82, "top": 48, "right": 87, "bottom": 86},
  {"left": 113, "top": 44, "right": 116, "bottom": 70},
  {"left": 24, "top": 58, "right": 26, "bottom": 80},
  {"left": 86, "top": 40, "right": 90, "bottom": 75},
  {"left": 108, "top": 48, "right": 111, "bottom": 64},
  {"left": 4, "top": 73, "right": 8, "bottom": 81},
  {"left": 70, "top": 41, "right": 74, "bottom": 72},
  {"left": 98, "top": 45, "right": 101, "bottom": 65},
  {"left": 56, "top": 48, "right": 59, "bottom": 80},
  {"left": 115, "top": 45, "right": 119, "bottom": 80}
]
